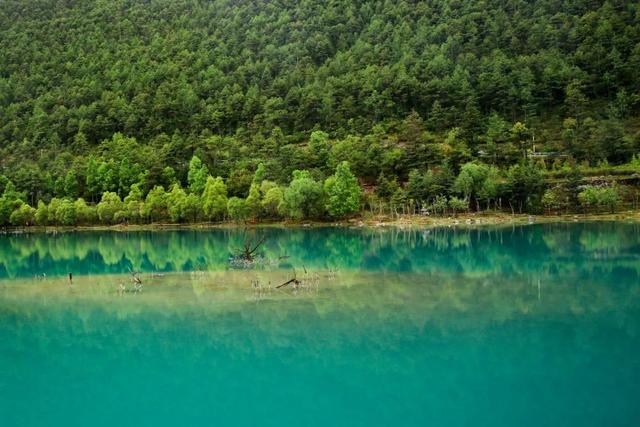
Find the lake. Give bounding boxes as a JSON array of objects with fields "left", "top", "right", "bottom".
[{"left": 0, "top": 223, "right": 639, "bottom": 426}]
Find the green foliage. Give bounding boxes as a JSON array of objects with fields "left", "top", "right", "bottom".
[
  {"left": 188, "top": 156, "right": 209, "bottom": 195},
  {"left": 166, "top": 184, "right": 202, "bottom": 223},
  {"left": 0, "top": 1, "right": 639, "bottom": 223},
  {"left": 10, "top": 203, "right": 35, "bottom": 226},
  {"left": 245, "top": 183, "right": 262, "bottom": 220},
  {"left": 448, "top": 197, "right": 469, "bottom": 216},
  {"left": 282, "top": 170, "right": 324, "bottom": 220},
  {"left": 0, "top": 183, "right": 23, "bottom": 225},
  {"left": 55, "top": 199, "right": 77, "bottom": 226},
  {"left": 97, "top": 192, "right": 123, "bottom": 224},
  {"left": 63, "top": 170, "right": 79, "bottom": 199},
  {"left": 252, "top": 163, "right": 266, "bottom": 185},
  {"left": 505, "top": 163, "right": 545, "bottom": 213},
  {"left": 227, "top": 197, "right": 249, "bottom": 222},
  {"left": 452, "top": 162, "right": 501, "bottom": 210},
  {"left": 542, "top": 189, "right": 562, "bottom": 214},
  {"left": 182, "top": 194, "right": 203, "bottom": 223},
  {"left": 74, "top": 198, "right": 96, "bottom": 224},
  {"left": 202, "top": 176, "right": 228, "bottom": 221},
  {"left": 578, "top": 186, "right": 621, "bottom": 213},
  {"left": 262, "top": 185, "right": 285, "bottom": 218},
  {"left": 324, "top": 162, "right": 361, "bottom": 218},
  {"left": 35, "top": 200, "right": 49, "bottom": 226},
  {"left": 167, "top": 184, "right": 189, "bottom": 223},
  {"left": 123, "top": 184, "right": 144, "bottom": 223},
  {"left": 143, "top": 186, "right": 168, "bottom": 222},
  {"left": 431, "top": 195, "right": 448, "bottom": 215},
  {"left": 376, "top": 173, "right": 399, "bottom": 199}
]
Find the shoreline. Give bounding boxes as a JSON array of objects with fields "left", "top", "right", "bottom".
[{"left": 4, "top": 210, "right": 640, "bottom": 233}]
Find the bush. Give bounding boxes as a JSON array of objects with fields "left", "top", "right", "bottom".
[
  {"left": 578, "top": 185, "right": 620, "bottom": 213},
  {"left": 448, "top": 196, "right": 468, "bottom": 216}
]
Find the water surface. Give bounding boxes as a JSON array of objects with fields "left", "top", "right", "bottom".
[{"left": 1, "top": 223, "right": 639, "bottom": 426}]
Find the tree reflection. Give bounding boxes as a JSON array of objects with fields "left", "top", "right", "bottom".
[{"left": 0, "top": 222, "right": 637, "bottom": 280}]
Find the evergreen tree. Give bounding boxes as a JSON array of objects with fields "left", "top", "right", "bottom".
[{"left": 324, "top": 162, "right": 361, "bottom": 218}]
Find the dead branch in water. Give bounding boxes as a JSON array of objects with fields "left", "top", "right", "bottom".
[
  {"left": 239, "top": 234, "right": 266, "bottom": 261},
  {"left": 276, "top": 269, "right": 301, "bottom": 289},
  {"left": 276, "top": 277, "right": 301, "bottom": 289},
  {"left": 231, "top": 230, "right": 267, "bottom": 264}
]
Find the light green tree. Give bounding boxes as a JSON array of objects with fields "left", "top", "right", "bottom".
[
  {"left": 188, "top": 155, "right": 209, "bottom": 195},
  {"left": 142, "top": 186, "right": 168, "bottom": 222},
  {"left": 55, "top": 199, "right": 77, "bottom": 226},
  {"left": 74, "top": 198, "right": 96, "bottom": 224},
  {"left": 35, "top": 200, "right": 49, "bottom": 225},
  {"left": 47, "top": 198, "right": 62, "bottom": 225},
  {"left": 182, "top": 193, "right": 202, "bottom": 222},
  {"left": 261, "top": 185, "right": 284, "bottom": 218},
  {"left": 63, "top": 170, "right": 79, "bottom": 199},
  {"left": 167, "top": 184, "right": 188, "bottom": 222},
  {"left": 202, "top": 176, "right": 228, "bottom": 221},
  {"left": 245, "top": 183, "right": 262, "bottom": 220},
  {"left": 227, "top": 197, "right": 249, "bottom": 222},
  {"left": 123, "top": 183, "right": 144, "bottom": 223},
  {"left": 97, "top": 192, "right": 124, "bottom": 224},
  {"left": 324, "top": 161, "right": 361, "bottom": 218},
  {"left": 10, "top": 203, "right": 35, "bottom": 226},
  {"left": 448, "top": 196, "right": 468, "bottom": 216},
  {"left": 282, "top": 170, "right": 324, "bottom": 219}
]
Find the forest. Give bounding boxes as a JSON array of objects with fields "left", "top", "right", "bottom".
[{"left": 0, "top": 0, "right": 639, "bottom": 225}]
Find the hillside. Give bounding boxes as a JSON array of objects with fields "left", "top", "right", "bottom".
[{"left": 0, "top": 0, "right": 639, "bottom": 224}]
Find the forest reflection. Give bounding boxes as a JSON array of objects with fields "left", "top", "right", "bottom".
[{"left": 0, "top": 222, "right": 638, "bottom": 280}]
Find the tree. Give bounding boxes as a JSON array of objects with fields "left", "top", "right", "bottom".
[
  {"left": 565, "top": 162, "right": 583, "bottom": 209},
  {"left": 579, "top": 186, "right": 620, "bottom": 213},
  {"left": 97, "top": 192, "right": 124, "bottom": 224},
  {"left": 142, "top": 186, "right": 168, "bottom": 222},
  {"left": 542, "top": 189, "right": 562, "bottom": 214},
  {"left": 448, "top": 197, "right": 468, "bottom": 216},
  {"left": 376, "top": 172, "right": 399, "bottom": 199},
  {"left": 505, "top": 162, "right": 545, "bottom": 213},
  {"left": 227, "top": 197, "right": 249, "bottom": 222},
  {"left": 262, "top": 185, "right": 284, "bottom": 218},
  {"left": 202, "top": 176, "right": 228, "bottom": 221},
  {"left": 35, "top": 200, "right": 49, "bottom": 225},
  {"left": 74, "top": 198, "right": 96, "bottom": 224},
  {"left": 85, "top": 157, "right": 102, "bottom": 202},
  {"left": 123, "top": 183, "right": 144, "bottom": 223},
  {"left": 0, "top": 193, "right": 23, "bottom": 225},
  {"left": 453, "top": 162, "right": 496, "bottom": 211},
  {"left": 162, "top": 166, "right": 177, "bottom": 187},
  {"left": 282, "top": 170, "right": 324, "bottom": 219},
  {"left": 510, "top": 122, "right": 531, "bottom": 159},
  {"left": 564, "top": 79, "right": 588, "bottom": 121},
  {"left": 188, "top": 155, "right": 209, "bottom": 195},
  {"left": 182, "top": 193, "right": 202, "bottom": 223},
  {"left": 167, "top": 184, "right": 188, "bottom": 222},
  {"left": 55, "top": 199, "right": 77, "bottom": 226},
  {"left": 245, "top": 183, "right": 262, "bottom": 220},
  {"left": 0, "top": 181, "right": 25, "bottom": 222},
  {"left": 10, "top": 203, "right": 35, "bottom": 226},
  {"left": 252, "top": 163, "right": 266, "bottom": 185},
  {"left": 47, "top": 198, "right": 63, "bottom": 225},
  {"left": 64, "top": 170, "right": 79, "bottom": 199},
  {"left": 324, "top": 161, "right": 361, "bottom": 218}
]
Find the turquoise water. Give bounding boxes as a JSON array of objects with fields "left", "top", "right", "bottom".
[{"left": 0, "top": 223, "right": 639, "bottom": 426}]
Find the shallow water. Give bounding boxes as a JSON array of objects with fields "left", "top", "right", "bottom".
[{"left": 0, "top": 223, "right": 639, "bottom": 426}]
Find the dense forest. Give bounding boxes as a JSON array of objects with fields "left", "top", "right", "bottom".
[{"left": 0, "top": 0, "right": 639, "bottom": 225}]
